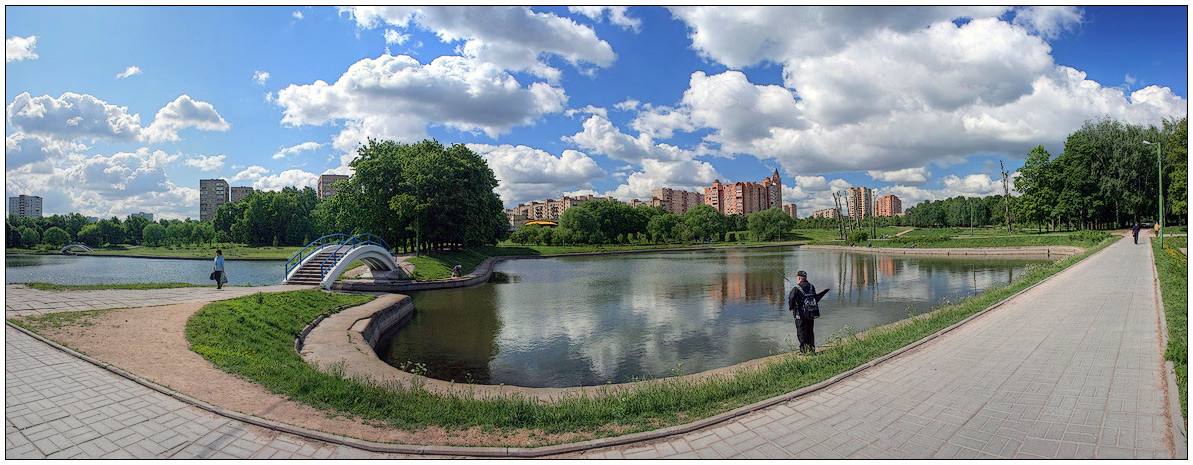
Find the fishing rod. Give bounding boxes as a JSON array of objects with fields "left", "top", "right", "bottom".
[{"left": 773, "top": 270, "right": 794, "bottom": 284}]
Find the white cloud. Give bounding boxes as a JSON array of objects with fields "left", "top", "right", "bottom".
[
  {"left": 1011, "top": 6, "right": 1083, "bottom": 40},
  {"left": 600, "top": 158, "right": 721, "bottom": 202},
  {"left": 142, "top": 95, "right": 231, "bottom": 143},
  {"left": 272, "top": 141, "right": 323, "bottom": 159},
  {"left": 568, "top": 6, "right": 642, "bottom": 32},
  {"left": 340, "top": 6, "right": 616, "bottom": 81},
  {"left": 292, "top": 10, "right": 304, "bottom": 20},
  {"left": 252, "top": 70, "right": 270, "bottom": 86},
  {"left": 564, "top": 105, "right": 607, "bottom": 119},
  {"left": 384, "top": 29, "right": 409, "bottom": 45},
  {"left": 564, "top": 114, "right": 693, "bottom": 164},
  {"left": 5, "top": 132, "right": 86, "bottom": 172},
  {"left": 467, "top": 143, "right": 607, "bottom": 206},
  {"left": 614, "top": 99, "right": 640, "bottom": 112},
  {"left": 253, "top": 169, "right": 319, "bottom": 192},
  {"left": 230, "top": 165, "right": 268, "bottom": 183},
  {"left": 867, "top": 167, "right": 930, "bottom": 184},
  {"left": 7, "top": 92, "right": 143, "bottom": 143},
  {"left": 116, "top": 66, "right": 142, "bottom": 79},
  {"left": 6, "top": 35, "right": 38, "bottom": 62},
  {"left": 183, "top": 154, "right": 226, "bottom": 171},
  {"left": 275, "top": 54, "right": 567, "bottom": 153}
]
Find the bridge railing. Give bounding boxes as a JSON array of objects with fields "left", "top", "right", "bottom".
[
  {"left": 285, "top": 233, "right": 349, "bottom": 278},
  {"left": 318, "top": 233, "right": 395, "bottom": 279}
]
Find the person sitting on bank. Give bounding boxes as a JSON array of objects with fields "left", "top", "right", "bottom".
[{"left": 451, "top": 264, "right": 463, "bottom": 278}]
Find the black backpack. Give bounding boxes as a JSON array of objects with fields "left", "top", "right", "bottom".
[{"left": 795, "top": 285, "right": 820, "bottom": 319}]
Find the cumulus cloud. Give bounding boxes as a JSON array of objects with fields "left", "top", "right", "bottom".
[
  {"left": 867, "top": 167, "right": 930, "bottom": 184},
  {"left": 1012, "top": 6, "right": 1083, "bottom": 40},
  {"left": 564, "top": 105, "right": 607, "bottom": 119},
  {"left": 292, "top": 10, "right": 304, "bottom": 20},
  {"left": 467, "top": 143, "right": 607, "bottom": 206},
  {"left": 252, "top": 70, "right": 270, "bottom": 86},
  {"left": 6, "top": 35, "right": 38, "bottom": 62},
  {"left": 142, "top": 95, "right": 231, "bottom": 143},
  {"left": 272, "top": 141, "right": 323, "bottom": 159},
  {"left": 7, "top": 92, "right": 143, "bottom": 143},
  {"left": 5, "top": 132, "right": 86, "bottom": 172},
  {"left": 565, "top": 114, "right": 695, "bottom": 164},
  {"left": 339, "top": 6, "right": 616, "bottom": 81},
  {"left": 275, "top": 54, "right": 567, "bottom": 153},
  {"left": 384, "top": 29, "right": 409, "bottom": 45},
  {"left": 253, "top": 169, "right": 319, "bottom": 192},
  {"left": 568, "top": 6, "right": 642, "bottom": 32},
  {"left": 116, "top": 66, "right": 142, "bottom": 79},
  {"left": 183, "top": 154, "right": 226, "bottom": 171},
  {"left": 230, "top": 165, "right": 268, "bottom": 183}
]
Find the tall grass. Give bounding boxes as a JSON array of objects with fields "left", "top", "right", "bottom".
[
  {"left": 1152, "top": 236, "right": 1188, "bottom": 424},
  {"left": 183, "top": 235, "right": 1116, "bottom": 445}
]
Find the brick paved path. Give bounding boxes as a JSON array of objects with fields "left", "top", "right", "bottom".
[
  {"left": 4, "top": 235, "right": 1180, "bottom": 458},
  {"left": 573, "top": 235, "right": 1176, "bottom": 459},
  {"left": 4, "top": 284, "right": 308, "bottom": 317}
]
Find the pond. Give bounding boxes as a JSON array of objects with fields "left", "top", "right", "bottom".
[
  {"left": 377, "top": 246, "right": 1052, "bottom": 388},
  {"left": 4, "top": 254, "right": 285, "bottom": 286}
]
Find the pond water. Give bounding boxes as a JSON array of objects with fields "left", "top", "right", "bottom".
[
  {"left": 5, "top": 254, "right": 285, "bottom": 286},
  {"left": 377, "top": 247, "right": 1052, "bottom": 388}
]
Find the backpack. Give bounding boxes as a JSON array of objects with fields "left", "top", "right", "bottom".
[{"left": 795, "top": 284, "right": 820, "bottom": 320}]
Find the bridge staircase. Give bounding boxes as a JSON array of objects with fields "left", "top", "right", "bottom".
[
  {"left": 286, "top": 249, "right": 350, "bottom": 285},
  {"left": 284, "top": 233, "right": 398, "bottom": 288}
]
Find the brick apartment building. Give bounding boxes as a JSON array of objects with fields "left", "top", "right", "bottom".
[
  {"left": 229, "top": 186, "right": 254, "bottom": 204},
  {"left": 782, "top": 203, "right": 798, "bottom": 219},
  {"left": 199, "top": 179, "right": 228, "bottom": 222},
  {"left": 874, "top": 194, "right": 902, "bottom": 217},
  {"left": 505, "top": 194, "right": 611, "bottom": 227},
  {"left": 812, "top": 208, "right": 839, "bottom": 218},
  {"left": 650, "top": 188, "right": 704, "bottom": 215},
  {"left": 703, "top": 170, "right": 782, "bottom": 215},
  {"left": 847, "top": 187, "right": 873, "bottom": 220},
  {"left": 318, "top": 174, "right": 349, "bottom": 199}
]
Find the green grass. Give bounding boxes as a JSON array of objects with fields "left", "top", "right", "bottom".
[
  {"left": 82, "top": 244, "right": 300, "bottom": 259},
  {"left": 180, "top": 236, "right": 1115, "bottom": 445},
  {"left": 1152, "top": 236, "right": 1188, "bottom": 425},
  {"left": 11, "top": 308, "right": 115, "bottom": 332},
  {"left": 21, "top": 282, "right": 234, "bottom": 291}
]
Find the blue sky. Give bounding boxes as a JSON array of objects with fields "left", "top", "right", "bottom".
[{"left": 5, "top": 6, "right": 1188, "bottom": 220}]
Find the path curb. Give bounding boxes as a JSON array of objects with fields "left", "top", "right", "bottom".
[
  {"left": 1149, "top": 239, "right": 1188, "bottom": 459},
  {"left": 5, "top": 239, "right": 1116, "bottom": 457}
]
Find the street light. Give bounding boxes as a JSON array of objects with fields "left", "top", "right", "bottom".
[{"left": 1142, "top": 140, "right": 1163, "bottom": 247}]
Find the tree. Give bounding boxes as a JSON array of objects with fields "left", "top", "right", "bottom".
[
  {"left": 76, "top": 224, "right": 102, "bottom": 247},
  {"left": 97, "top": 217, "right": 127, "bottom": 245},
  {"left": 1014, "top": 146, "right": 1057, "bottom": 231},
  {"left": 646, "top": 213, "right": 679, "bottom": 244},
  {"left": 43, "top": 226, "right": 70, "bottom": 247},
  {"left": 123, "top": 215, "right": 150, "bottom": 245},
  {"left": 559, "top": 206, "right": 600, "bottom": 243},
  {"left": 18, "top": 226, "right": 40, "bottom": 247},
  {"left": 747, "top": 208, "right": 794, "bottom": 241},
  {"left": 142, "top": 223, "right": 166, "bottom": 246},
  {"left": 681, "top": 204, "right": 725, "bottom": 242}
]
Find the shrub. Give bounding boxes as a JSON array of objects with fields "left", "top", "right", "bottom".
[{"left": 848, "top": 231, "right": 869, "bottom": 244}]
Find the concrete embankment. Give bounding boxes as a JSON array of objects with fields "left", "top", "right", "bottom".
[{"left": 802, "top": 244, "right": 1082, "bottom": 259}]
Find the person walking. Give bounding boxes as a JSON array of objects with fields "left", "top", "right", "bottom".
[
  {"left": 787, "top": 270, "right": 818, "bottom": 354},
  {"left": 1133, "top": 222, "right": 1141, "bottom": 244},
  {"left": 213, "top": 249, "right": 225, "bottom": 290}
]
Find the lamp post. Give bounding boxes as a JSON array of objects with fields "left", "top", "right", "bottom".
[{"left": 1142, "top": 140, "right": 1163, "bottom": 247}]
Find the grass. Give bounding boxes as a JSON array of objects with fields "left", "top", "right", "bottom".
[
  {"left": 7, "top": 244, "right": 301, "bottom": 259},
  {"left": 1151, "top": 236, "right": 1188, "bottom": 425},
  {"left": 21, "top": 282, "right": 237, "bottom": 291},
  {"left": 182, "top": 235, "right": 1115, "bottom": 445},
  {"left": 11, "top": 308, "right": 115, "bottom": 332}
]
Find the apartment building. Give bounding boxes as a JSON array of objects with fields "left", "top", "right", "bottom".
[
  {"left": 631, "top": 197, "right": 665, "bottom": 209},
  {"left": 650, "top": 188, "right": 703, "bottom": 215},
  {"left": 8, "top": 195, "right": 42, "bottom": 219},
  {"left": 229, "top": 186, "right": 254, "bottom": 204},
  {"left": 875, "top": 194, "right": 902, "bottom": 217},
  {"left": 505, "top": 194, "right": 612, "bottom": 227},
  {"left": 130, "top": 212, "right": 154, "bottom": 222},
  {"left": 782, "top": 203, "right": 798, "bottom": 219},
  {"left": 318, "top": 174, "right": 349, "bottom": 199},
  {"left": 703, "top": 170, "right": 782, "bottom": 216},
  {"left": 199, "top": 179, "right": 229, "bottom": 222},
  {"left": 847, "top": 187, "right": 873, "bottom": 220},
  {"left": 811, "top": 208, "right": 839, "bottom": 219}
]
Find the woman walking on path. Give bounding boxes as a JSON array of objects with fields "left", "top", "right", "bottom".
[{"left": 213, "top": 249, "right": 225, "bottom": 290}]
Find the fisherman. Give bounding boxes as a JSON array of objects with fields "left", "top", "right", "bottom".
[{"left": 787, "top": 270, "right": 818, "bottom": 354}]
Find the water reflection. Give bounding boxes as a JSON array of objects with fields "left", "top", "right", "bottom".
[{"left": 378, "top": 247, "right": 1050, "bottom": 388}]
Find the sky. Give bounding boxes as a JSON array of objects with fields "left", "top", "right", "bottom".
[{"left": 4, "top": 5, "right": 1189, "bottom": 221}]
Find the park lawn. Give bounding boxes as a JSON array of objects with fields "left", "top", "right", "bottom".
[
  {"left": 179, "top": 236, "right": 1117, "bottom": 446},
  {"left": 1152, "top": 236, "right": 1188, "bottom": 425},
  {"left": 78, "top": 244, "right": 300, "bottom": 259}
]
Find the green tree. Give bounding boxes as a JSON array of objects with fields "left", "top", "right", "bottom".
[
  {"left": 559, "top": 206, "right": 600, "bottom": 243},
  {"left": 142, "top": 223, "right": 166, "bottom": 246},
  {"left": 646, "top": 213, "right": 679, "bottom": 244},
  {"left": 681, "top": 204, "right": 725, "bottom": 242},
  {"left": 123, "top": 215, "right": 150, "bottom": 245},
  {"left": 96, "top": 217, "right": 126, "bottom": 245},
  {"left": 76, "top": 224, "right": 102, "bottom": 247},
  {"left": 18, "top": 226, "right": 40, "bottom": 247},
  {"left": 747, "top": 208, "right": 794, "bottom": 241},
  {"left": 42, "top": 226, "right": 70, "bottom": 247},
  {"left": 1014, "top": 146, "right": 1058, "bottom": 231}
]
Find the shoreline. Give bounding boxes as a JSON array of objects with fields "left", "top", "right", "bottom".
[{"left": 6, "top": 252, "right": 286, "bottom": 261}]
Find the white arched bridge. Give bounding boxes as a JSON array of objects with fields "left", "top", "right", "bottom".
[
  {"left": 60, "top": 243, "right": 94, "bottom": 253},
  {"left": 284, "top": 233, "right": 402, "bottom": 289}
]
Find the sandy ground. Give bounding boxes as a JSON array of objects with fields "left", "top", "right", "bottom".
[{"left": 16, "top": 303, "right": 581, "bottom": 447}]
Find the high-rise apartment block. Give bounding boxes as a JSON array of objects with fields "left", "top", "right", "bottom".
[
  {"left": 811, "top": 208, "right": 839, "bottom": 218},
  {"left": 847, "top": 187, "right": 873, "bottom": 220},
  {"left": 505, "top": 194, "right": 612, "bottom": 227},
  {"left": 199, "top": 179, "right": 229, "bottom": 222},
  {"left": 782, "top": 203, "right": 798, "bottom": 219},
  {"left": 650, "top": 188, "right": 704, "bottom": 215},
  {"left": 230, "top": 186, "right": 254, "bottom": 204},
  {"left": 703, "top": 170, "right": 782, "bottom": 216},
  {"left": 318, "top": 174, "right": 349, "bottom": 199},
  {"left": 130, "top": 212, "right": 154, "bottom": 222},
  {"left": 875, "top": 194, "right": 902, "bottom": 217},
  {"left": 631, "top": 197, "right": 665, "bottom": 209},
  {"left": 8, "top": 195, "right": 42, "bottom": 219}
]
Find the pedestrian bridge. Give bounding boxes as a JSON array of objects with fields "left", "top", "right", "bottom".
[
  {"left": 284, "top": 234, "right": 402, "bottom": 289},
  {"left": 60, "top": 243, "right": 94, "bottom": 253}
]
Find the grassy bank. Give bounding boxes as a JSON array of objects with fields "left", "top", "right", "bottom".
[
  {"left": 21, "top": 282, "right": 234, "bottom": 291},
  {"left": 1151, "top": 236, "right": 1188, "bottom": 425},
  {"left": 182, "top": 235, "right": 1115, "bottom": 445}
]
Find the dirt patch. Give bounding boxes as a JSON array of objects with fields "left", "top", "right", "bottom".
[{"left": 14, "top": 303, "right": 600, "bottom": 448}]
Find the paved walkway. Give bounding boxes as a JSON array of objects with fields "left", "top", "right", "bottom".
[
  {"left": 4, "top": 284, "right": 308, "bottom": 318},
  {"left": 571, "top": 235, "right": 1176, "bottom": 459},
  {"left": 4, "top": 236, "right": 1180, "bottom": 458}
]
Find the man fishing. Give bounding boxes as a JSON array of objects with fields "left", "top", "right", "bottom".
[{"left": 787, "top": 270, "right": 828, "bottom": 354}]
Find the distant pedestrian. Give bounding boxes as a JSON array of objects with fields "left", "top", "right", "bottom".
[
  {"left": 1132, "top": 222, "right": 1141, "bottom": 244},
  {"left": 213, "top": 249, "right": 225, "bottom": 290},
  {"left": 788, "top": 270, "right": 819, "bottom": 354},
  {"left": 452, "top": 264, "right": 462, "bottom": 278}
]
